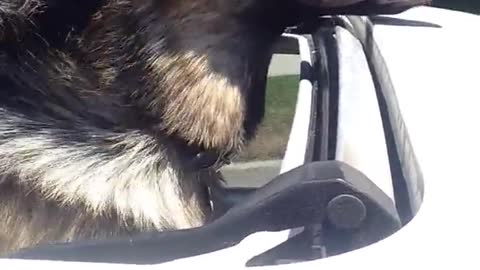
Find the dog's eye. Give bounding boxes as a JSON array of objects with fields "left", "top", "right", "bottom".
[{"left": 190, "top": 151, "right": 221, "bottom": 170}]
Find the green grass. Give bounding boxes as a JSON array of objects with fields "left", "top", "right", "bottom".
[
  {"left": 236, "top": 75, "right": 299, "bottom": 161},
  {"left": 260, "top": 74, "right": 299, "bottom": 137}
]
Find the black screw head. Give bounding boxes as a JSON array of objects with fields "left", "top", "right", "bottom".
[{"left": 327, "top": 194, "right": 367, "bottom": 230}]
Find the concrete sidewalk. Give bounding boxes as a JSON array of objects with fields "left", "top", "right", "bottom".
[
  {"left": 220, "top": 160, "right": 282, "bottom": 188},
  {"left": 267, "top": 54, "right": 300, "bottom": 77}
]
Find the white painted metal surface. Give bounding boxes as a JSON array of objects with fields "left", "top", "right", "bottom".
[
  {"left": 279, "top": 34, "right": 314, "bottom": 174},
  {"left": 335, "top": 26, "right": 394, "bottom": 200},
  {"left": 269, "top": 6, "right": 480, "bottom": 269}
]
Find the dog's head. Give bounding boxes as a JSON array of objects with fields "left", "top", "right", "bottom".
[
  {"left": 73, "top": 0, "right": 298, "bottom": 157},
  {"left": 4, "top": 0, "right": 428, "bottom": 169}
]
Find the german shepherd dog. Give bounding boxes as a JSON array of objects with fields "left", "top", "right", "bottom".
[{"left": 0, "top": 0, "right": 426, "bottom": 255}]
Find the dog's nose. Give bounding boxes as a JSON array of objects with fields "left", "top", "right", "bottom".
[{"left": 294, "top": 0, "right": 430, "bottom": 16}]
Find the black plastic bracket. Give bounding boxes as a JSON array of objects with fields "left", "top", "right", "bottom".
[{"left": 8, "top": 161, "right": 401, "bottom": 266}]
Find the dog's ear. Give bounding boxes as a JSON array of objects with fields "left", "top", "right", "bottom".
[{"left": 297, "top": 0, "right": 431, "bottom": 15}]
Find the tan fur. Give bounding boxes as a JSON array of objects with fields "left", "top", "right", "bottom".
[
  {"left": 148, "top": 52, "right": 246, "bottom": 151},
  {"left": 0, "top": 169, "right": 217, "bottom": 254}
]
